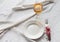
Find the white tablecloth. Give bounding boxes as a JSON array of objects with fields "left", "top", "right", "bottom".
[{"left": 0, "top": 0, "right": 60, "bottom": 42}]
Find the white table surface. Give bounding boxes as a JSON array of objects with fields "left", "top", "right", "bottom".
[{"left": 0, "top": 0, "right": 60, "bottom": 42}]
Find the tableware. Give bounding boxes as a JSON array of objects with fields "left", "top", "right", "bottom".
[
  {"left": 0, "top": 0, "right": 54, "bottom": 39},
  {"left": 23, "top": 20, "right": 44, "bottom": 39},
  {"left": 13, "top": 1, "right": 54, "bottom": 11},
  {"left": 23, "top": 2, "right": 44, "bottom": 39},
  {"left": 45, "top": 19, "right": 51, "bottom": 42}
]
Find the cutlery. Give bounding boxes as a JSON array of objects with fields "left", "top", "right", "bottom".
[
  {"left": 13, "top": 1, "right": 54, "bottom": 11},
  {"left": 0, "top": 0, "right": 54, "bottom": 39},
  {"left": 8, "top": 0, "right": 54, "bottom": 19},
  {"left": 45, "top": 19, "right": 51, "bottom": 42}
]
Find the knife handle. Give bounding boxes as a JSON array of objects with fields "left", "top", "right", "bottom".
[{"left": 45, "top": 26, "right": 51, "bottom": 41}]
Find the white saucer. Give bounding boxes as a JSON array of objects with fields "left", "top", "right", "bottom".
[{"left": 24, "top": 20, "right": 44, "bottom": 39}]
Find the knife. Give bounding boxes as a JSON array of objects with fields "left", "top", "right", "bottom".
[{"left": 45, "top": 19, "right": 51, "bottom": 42}]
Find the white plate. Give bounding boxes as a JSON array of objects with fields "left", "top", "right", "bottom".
[{"left": 24, "top": 20, "right": 44, "bottom": 39}]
